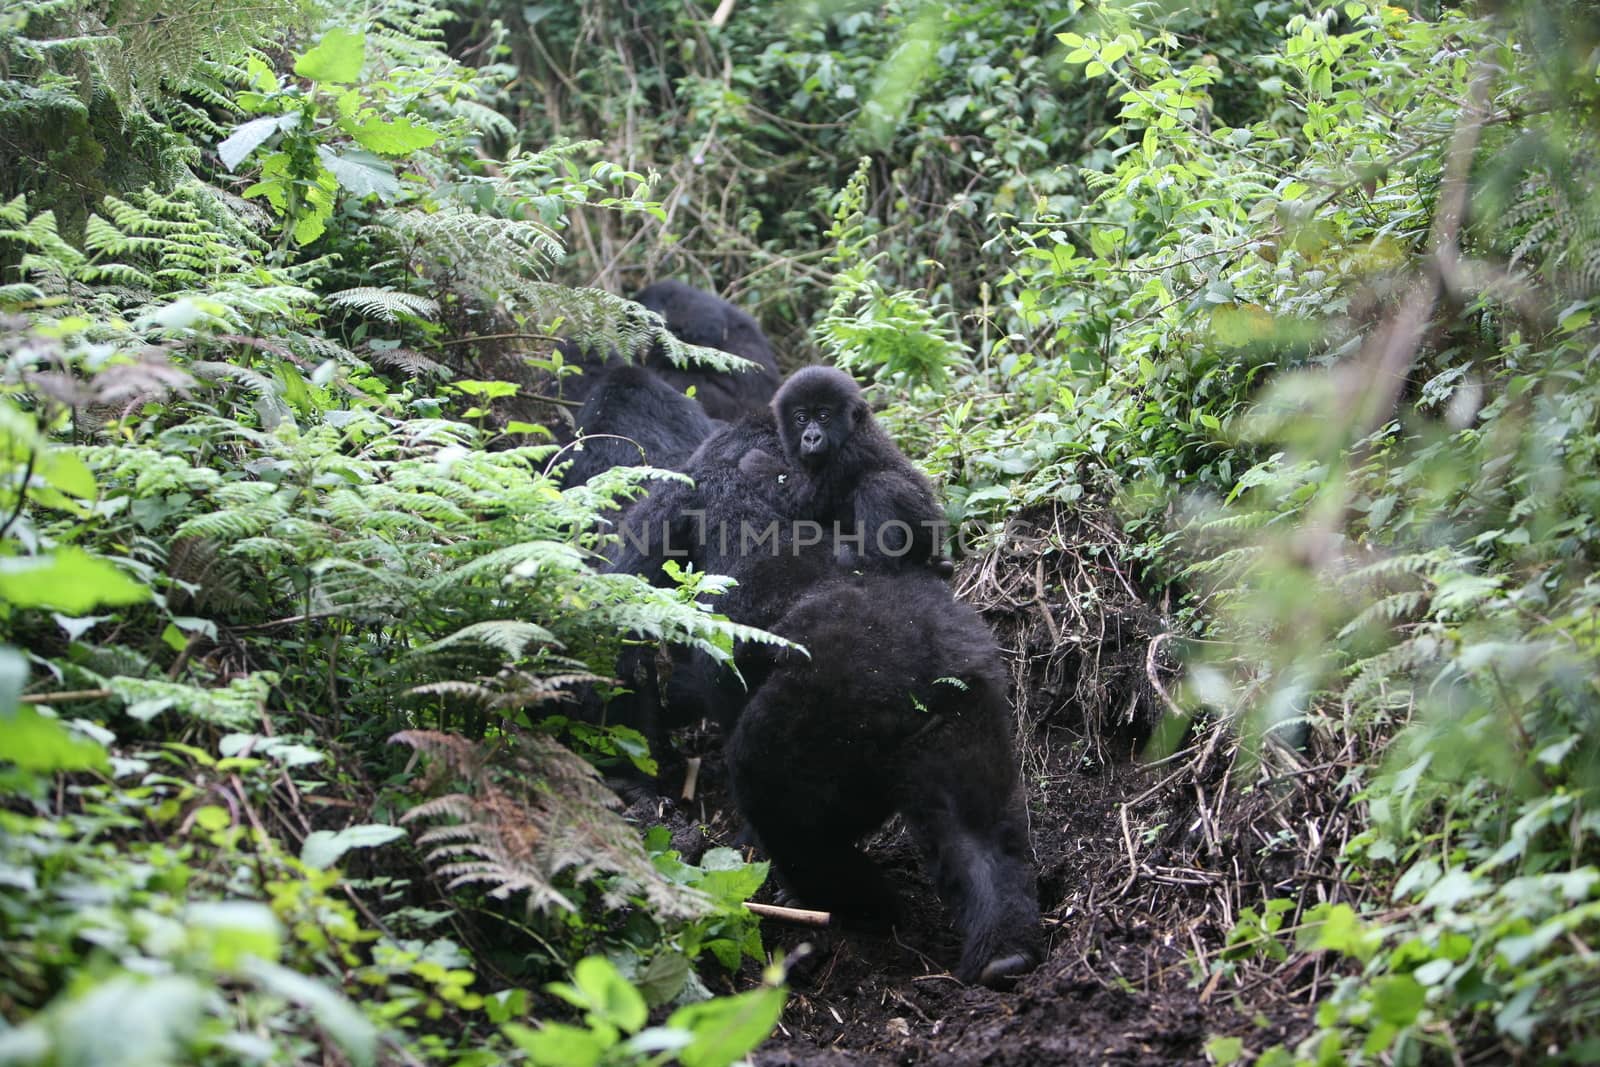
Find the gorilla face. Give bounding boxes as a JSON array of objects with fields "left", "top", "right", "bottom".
[{"left": 774, "top": 366, "right": 864, "bottom": 469}]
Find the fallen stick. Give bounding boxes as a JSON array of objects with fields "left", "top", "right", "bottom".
[
  {"left": 745, "top": 902, "right": 830, "bottom": 926},
  {"left": 680, "top": 757, "right": 701, "bottom": 802}
]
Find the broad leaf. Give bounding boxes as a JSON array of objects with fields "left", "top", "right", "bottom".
[
  {"left": 218, "top": 114, "right": 297, "bottom": 172},
  {"left": 666, "top": 985, "right": 786, "bottom": 1067},
  {"left": 318, "top": 146, "right": 399, "bottom": 199},
  {"left": 294, "top": 27, "right": 365, "bottom": 84},
  {"left": 300, "top": 823, "right": 406, "bottom": 869},
  {"left": 344, "top": 115, "right": 439, "bottom": 156},
  {"left": 0, "top": 549, "right": 149, "bottom": 613}
]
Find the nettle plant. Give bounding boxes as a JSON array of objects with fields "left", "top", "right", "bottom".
[{"left": 219, "top": 26, "right": 444, "bottom": 245}]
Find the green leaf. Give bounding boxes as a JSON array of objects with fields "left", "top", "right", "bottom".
[
  {"left": 187, "top": 901, "right": 284, "bottom": 969},
  {"left": 245, "top": 55, "right": 279, "bottom": 93},
  {"left": 635, "top": 952, "right": 690, "bottom": 1008},
  {"left": 218, "top": 114, "right": 297, "bottom": 172},
  {"left": 246, "top": 960, "right": 377, "bottom": 1067},
  {"left": 0, "top": 705, "right": 111, "bottom": 773},
  {"left": 294, "top": 27, "right": 366, "bottom": 84},
  {"left": 1299, "top": 903, "right": 1378, "bottom": 962},
  {"left": 344, "top": 115, "right": 439, "bottom": 156},
  {"left": 1371, "top": 975, "right": 1425, "bottom": 1027},
  {"left": 1559, "top": 307, "right": 1592, "bottom": 333},
  {"left": 696, "top": 848, "right": 768, "bottom": 907},
  {"left": 502, "top": 1022, "right": 610, "bottom": 1067},
  {"left": 0, "top": 549, "right": 150, "bottom": 613},
  {"left": 571, "top": 956, "right": 647, "bottom": 1033},
  {"left": 300, "top": 823, "right": 406, "bottom": 869},
  {"left": 454, "top": 380, "right": 522, "bottom": 399},
  {"left": 1419, "top": 869, "right": 1486, "bottom": 910},
  {"left": 46, "top": 975, "right": 208, "bottom": 1067},
  {"left": 1205, "top": 1035, "right": 1245, "bottom": 1065},
  {"left": 666, "top": 985, "right": 786, "bottom": 1067},
  {"left": 39, "top": 450, "right": 96, "bottom": 499},
  {"left": 318, "top": 146, "right": 399, "bottom": 199}
]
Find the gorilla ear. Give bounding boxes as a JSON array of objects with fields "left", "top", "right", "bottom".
[{"left": 852, "top": 401, "right": 867, "bottom": 427}]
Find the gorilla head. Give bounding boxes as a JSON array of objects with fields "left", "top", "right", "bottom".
[
  {"left": 769, "top": 366, "right": 947, "bottom": 571},
  {"left": 773, "top": 366, "right": 865, "bottom": 469}
]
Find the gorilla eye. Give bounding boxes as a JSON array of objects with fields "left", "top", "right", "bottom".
[
  {"left": 793, "top": 411, "right": 809, "bottom": 425},
  {"left": 816, "top": 409, "right": 830, "bottom": 423}
]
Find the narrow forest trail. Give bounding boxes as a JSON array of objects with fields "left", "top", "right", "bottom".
[
  {"left": 627, "top": 511, "right": 1321, "bottom": 1065},
  {"left": 750, "top": 755, "right": 1227, "bottom": 1067},
  {"left": 650, "top": 719, "right": 1300, "bottom": 1066}
]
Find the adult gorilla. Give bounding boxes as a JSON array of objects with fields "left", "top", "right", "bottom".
[
  {"left": 633, "top": 280, "right": 781, "bottom": 420},
  {"left": 558, "top": 363, "right": 718, "bottom": 490}
]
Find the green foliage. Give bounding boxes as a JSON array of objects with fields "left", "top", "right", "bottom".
[
  {"left": 503, "top": 955, "right": 786, "bottom": 1067},
  {"left": 9, "top": 0, "right": 1600, "bottom": 1059},
  {"left": 995, "top": 1, "right": 1600, "bottom": 1059},
  {"left": 815, "top": 158, "right": 968, "bottom": 386},
  {"left": 0, "top": 1, "right": 786, "bottom": 1063}
]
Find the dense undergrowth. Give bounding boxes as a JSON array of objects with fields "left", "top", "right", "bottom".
[{"left": 3, "top": 0, "right": 1600, "bottom": 1063}]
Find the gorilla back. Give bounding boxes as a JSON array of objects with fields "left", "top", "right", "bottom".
[
  {"left": 560, "top": 363, "right": 718, "bottom": 489},
  {"left": 635, "top": 280, "right": 782, "bottom": 420},
  {"left": 726, "top": 565, "right": 1042, "bottom": 988}
]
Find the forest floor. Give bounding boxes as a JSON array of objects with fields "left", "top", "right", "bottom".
[{"left": 640, "top": 719, "right": 1306, "bottom": 1067}]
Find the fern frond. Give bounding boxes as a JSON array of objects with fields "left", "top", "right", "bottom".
[
  {"left": 394, "top": 729, "right": 712, "bottom": 918},
  {"left": 1337, "top": 590, "right": 1429, "bottom": 640},
  {"left": 381, "top": 206, "right": 563, "bottom": 284},
  {"left": 327, "top": 286, "right": 440, "bottom": 323},
  {"left": 408, "top": 680, "right": 499, "bottom": 705},
  {"left": 415, "top": 620, "right": 559, "bottom": 660},
  {"left": 430, "top": 540, "right": 587, "bottom": 589},
  {"left": 107, "top": 673, "right": 273, "bottom": 728},
  {"left": 365, "top": 345, "right": 447, "bottom": 378}
]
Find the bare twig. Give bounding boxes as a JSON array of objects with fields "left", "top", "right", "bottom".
[
  {"left": 680, "top": 756, "right": 701, "bottom": 802},
  {"left": 19, "top": 688, "right": 113, "bottom": 704},
  {"left": 746, "top": 902, "right": 831, "bottom": 926}
]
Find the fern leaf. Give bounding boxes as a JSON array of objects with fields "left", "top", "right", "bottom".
[
  {"left": 394, "top": 730, "right": 713, "bottom": 919},
  {"left": 327, "top": 286, "right": 441, "bottom": 323}
]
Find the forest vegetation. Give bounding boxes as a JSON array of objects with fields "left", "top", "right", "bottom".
[{"left": 2, "top": 0, "right": 1599, "bottom": 1063}]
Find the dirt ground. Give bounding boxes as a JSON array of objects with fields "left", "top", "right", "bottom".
[{"left": 640, "top": 715, "right": 1303, "bottom": 1067}]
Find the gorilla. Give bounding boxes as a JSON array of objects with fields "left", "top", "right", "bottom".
[
  {"left": 559, "top": 363, "right": 718, "bottom": 490},
  {"left": 611, "top": 415, "right": 1043, "bottom": 988},
  {"left": 765, "top": 366, "right": 946, "bottom": 571},
  {"left": 633, "top": 280, "right": 781, "bottom": 421},
  {"left": 726, "top": 566, "right": 1041, "bottom": 988}
]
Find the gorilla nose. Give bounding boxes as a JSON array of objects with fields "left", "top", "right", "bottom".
[{"left": 801, "top": 426, "right": 826, "bottom": 453}]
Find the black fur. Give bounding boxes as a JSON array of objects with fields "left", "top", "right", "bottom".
[
  {"left": 611, "top": 415, "right": 1042, "bottom": 987},
  {"left": 771, "top": 366, "right": 945, "bottom": 570},
  {"left": 560, "top": 363, "right": 718, "bottom": 489},
  {"left": 634, "top": 280, "right": 781, "bottom": 420},
  {"left": 725, "top": 568, "right": 1041, "bottom": 987}
]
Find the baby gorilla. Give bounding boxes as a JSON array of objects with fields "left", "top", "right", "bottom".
[
  {"left": 768, "top": 366, "right": 946, "bottom": 571},
  {"left": 613, "top": 416, "right": 1042, "bottom": 987}
]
